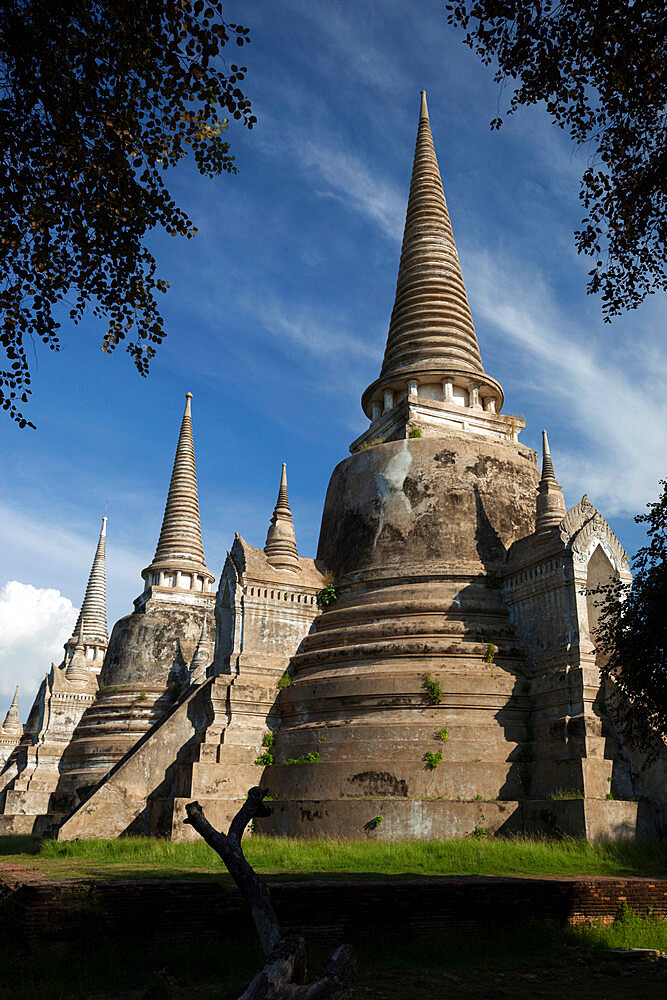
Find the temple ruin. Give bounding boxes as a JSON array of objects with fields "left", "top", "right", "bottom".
[{"left": 0, "top": 92, "right": 663, "bottom": 841}]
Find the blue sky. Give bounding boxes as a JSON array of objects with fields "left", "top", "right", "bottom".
[{"left": 1, "top": 0, "right": 665, "bottom": 711}]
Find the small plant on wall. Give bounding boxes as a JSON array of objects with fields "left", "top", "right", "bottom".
[
  {"left": 423, "top": 674, "right": 443, "bottom": 704},
  {"left": 408, "top": 426, "right": 422, "bottom": 438},
  {"left": 316, "top": 582, "right": 337, "bottom": 610},
  {"left": 435, "top": 727, "right": 450, "bottom": 742},
  {"left": 423, "top": 750, "right": 443, "bottom": 770},
  {"left": 255, "top": 731, "right": 275, "bottom": 766},
  {"left": 278, "top": 667, "right": 294, "bottom": 689}
]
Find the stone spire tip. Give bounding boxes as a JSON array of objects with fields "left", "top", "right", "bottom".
[
  {"left": 265, "top": 463, "right": 299, "bottom": 572},
  {"left": 142, "top": 392, "right": 213, "bottom": 589},
  {"left": 2, "top": 686, "right": 20, "bottom": 734},
  {"left": 360, "top": 89, "right": 504, "bottom": 423},
  {"left": 66, "top": 513, "right": 109, "bottom": 653},
  {"left": 541, "top": 429, "right": 556, "bottom": 482},
  {"left": 536, "top": 429, "right": 566, "bottom": 532}
]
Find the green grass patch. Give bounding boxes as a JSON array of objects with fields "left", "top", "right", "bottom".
[
  {"left": 0, "top": 835, "right": 663, "bottom": 881},
  {"left": 573, "top": 902, "right": 667, "bottom": 952}
]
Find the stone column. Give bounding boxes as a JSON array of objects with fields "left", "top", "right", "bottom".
[
  {"left": 383, "top": 389, "right": 394, "bottom": 413},
  {"left": 371, "top": 400, "right": 383, "bottom": 422},
  {"left": 442, "top": 379, "right": 453, "bottom": 402},
  {"left": 407, "top": 379, "right": 418, "bottom": 396}
]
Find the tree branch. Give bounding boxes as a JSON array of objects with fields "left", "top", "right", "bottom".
[{"left": 185, "top": 790, "right": 356, "bottom": 999}]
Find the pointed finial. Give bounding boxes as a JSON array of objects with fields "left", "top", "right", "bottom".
[
  {"left": 141, "top": 392, "right": 214, "bottom": 591},
  {"left": 536, "top": 429, "right": 566, "bottom": 533},
  {"left": 541, "top": 430, "right": 556, "bottom": 482},
  {"left": 2, "top": 686, "right": 20, "bottom": 734},
  {"left": 66, "top": 513, "right": 109, "bottom": 653},
  {"left": 264, "top": 463, "right": 300, "bottom": 572},
  {"left": 361, "top": 89, "right": 503, "bottom": 421}
]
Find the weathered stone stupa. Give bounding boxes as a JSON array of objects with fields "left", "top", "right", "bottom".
[
  {"left": 52, "top": 393, "right": 216, "bottom": 815},
  {"left": 0, "top": 517, "right": 108, "bottom": 832},
  {"left": 258, "top": 93, "right": 663, "bottom": 840},
  {"left": 0, "top": 688, "right": 22, "bottom": 768}
]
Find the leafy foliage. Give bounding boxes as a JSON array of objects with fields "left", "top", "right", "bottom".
[
  {"left": 423, "top": 750, "right": 443, "bottom": 770},
  {"left": 255, "top": 731, "right": 275, "bottom": 766},
  {"left": 423, "top": 674, "right": 443, "bottom": 704},
  {"left": 316, "top": 582, "right": 338, "bottom": 609},
  {"left": 446, "top": 1, "right": 667, "bottom": 320},
  {"left": 278, "top": 667, "right": 294, "bottom": 689},
  {"left": 0, "top": 1, "right": 255, "bottom": 426},
  {"left": 282, "top": 752, "right": 321, "bottom": 765},
  {"left": 590, "top": 480, "right": 667, "bottom": 757}
]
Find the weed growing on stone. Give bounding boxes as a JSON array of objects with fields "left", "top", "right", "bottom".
[
  {"left": 316, "top": 582, "right": 338, "bottom": 610},
  {"left": 278, "top": 668, "right": 294, "bottom": 689},
  {"left": 435, "top": 728, "right": 450, "bottom": 742},
  {"left": 408, "top": 426, "right": 422, "bottom": 438},
  {"left": 423, "top": 674, "right": 442, "bottom": 704},
  {"left": 282, "top": 752, "right": 321, "bottom": 765},
  {"left": 255, "top": 732, "right": 276, "bottom": 766},
  {"left": 423, "top": 751, "right": 443, "bottom": 770},
  {"left": 484, "top": 642, "right": 496, "bottom": 663},
  {"left": 551, "top": 788, "right": 585, "bottom": 800}
]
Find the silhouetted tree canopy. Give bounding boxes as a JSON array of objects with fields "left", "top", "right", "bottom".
[
  {"left": 0, "top": 1, "right": 255, "bottom": 427},
  {"left": 446, "top": 1, "right": 667, "bottom": 322},
  {"left": 591, "top": 481, "right": 667, "bottom": 758}
]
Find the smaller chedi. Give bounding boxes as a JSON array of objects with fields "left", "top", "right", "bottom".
[
  {"left": 0, "top": 517, "right": 108, "bottom": 830},
  {"left": 0, "top": 688, "right": 22, "bottom": 768},
  {"left": 0, "top": 92, "right": 664, "bottom": 842}
]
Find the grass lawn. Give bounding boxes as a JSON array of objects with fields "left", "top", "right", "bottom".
[
  {"left": 0, "top": 833, "right": 664, "bottom": 881},
  {"left": 0, "top": 910, "right": 665, "bottom": 1000}
]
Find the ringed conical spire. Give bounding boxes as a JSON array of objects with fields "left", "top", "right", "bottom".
[
  {"left": 2, "top": 687, "right": 20, "bottom": 734},
  {"left": 68, "top": 515, "right": 108, "bottom": 648},
  {"left": 65, "top": 627, "right": 90, "bottom": 686},
  {"left": 142, "top": 393, "right": 214, "bottom": 590},
  {"left": 361, "top": 91, "right": 503, "bottom": 419},
  {"left": 264, "top": 463, "right": 300, "bottom": 572},
  {"left": 536, "top": 430, "right": 567, "bottom": 533}
]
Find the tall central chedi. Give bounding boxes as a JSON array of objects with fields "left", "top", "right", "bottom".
[{"left": 264, "top": 92, "right": 541, "bottom": 837}]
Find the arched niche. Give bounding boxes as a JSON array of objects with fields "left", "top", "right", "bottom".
[{"left": 586, "top": 543, "right": 616, "bottom": 667}]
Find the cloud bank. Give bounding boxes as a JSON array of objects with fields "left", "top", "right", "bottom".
[{"left": 0, "top": 581, "right": 79, "bottom": 713}]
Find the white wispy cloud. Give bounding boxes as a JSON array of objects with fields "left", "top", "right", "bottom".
[
  {"left": 0, "top": 581, "right": 78, "bottom": 708},
  {"left": 244, "top": 297, "right": 381, "bottom": 363},
  {"left": 465, "top": 248, "right": 667, "bottom": 516},
  {"left": 301, "top": 139, "right": 405, "bottom": 242}
]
